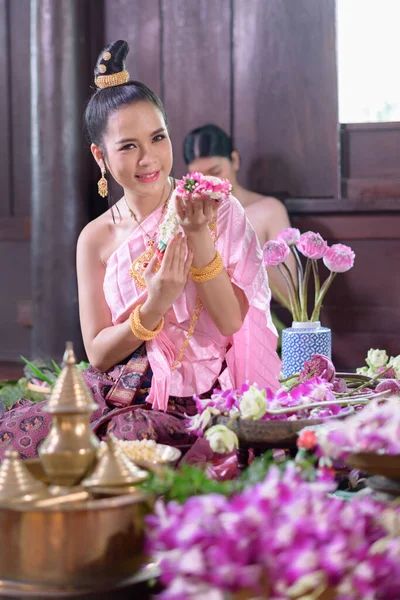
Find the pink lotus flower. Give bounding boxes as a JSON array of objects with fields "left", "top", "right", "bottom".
[
  {"left": 263, "top": 240, "right": 290, "bottom": 266},
  {"left": 299, "top": 354, "right": 335, "bottom": 382},
  {"left": 277, "top": 227, "right": 300, "bottom": 246},
  {"left": 376, "top": 379, "right": 400, "bottom": 396},
  {"left": 296, "top": 231, "right": 327, "bottom": 259},
  {"left": 323, "top": 243, "right": 355, "bottom": 273}
]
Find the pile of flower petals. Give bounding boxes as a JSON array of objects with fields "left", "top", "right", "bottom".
[
  {"left": 314, "top": 397, "right": 400, "bottom": 461},
  {"left": 187, "top": 379, "right": 353, "bottom": 436},
  {"left": 145, "top": 463, "right": 400, "bottom": 600}
]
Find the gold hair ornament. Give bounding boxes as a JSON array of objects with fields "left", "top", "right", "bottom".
[{"left": 95, "top": 69, "right": 130, "bottom": 89}]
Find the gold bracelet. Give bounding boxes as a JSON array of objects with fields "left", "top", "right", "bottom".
[
  {"left": 129, "top": 304, "right": 164, "bottom": 341},
  {"left": 190, "top": 251, "right": 224, "bottom": 283}
]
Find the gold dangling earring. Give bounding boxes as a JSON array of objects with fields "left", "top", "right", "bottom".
[{"left": 97, "top": 165, "right": 108, "bottom": 198}]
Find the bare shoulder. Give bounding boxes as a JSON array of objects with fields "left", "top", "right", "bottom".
[
  {"left": 245, "top": 193, "right": 288, "bottom": 218},
  {"left": 77, "top": 208, "right": 117, "bottom": 265}
]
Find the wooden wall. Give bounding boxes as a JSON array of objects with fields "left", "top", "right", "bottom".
[
  {"left": 0, "top": 0, "right": 31, "bottom": 361},
  {"left": 1, "top": 0, "right": 399, "bottom": 370},
  {"left": 105, "top": 0, "right": 338, "bottom": 196}
]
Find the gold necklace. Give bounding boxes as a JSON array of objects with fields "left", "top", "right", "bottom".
[
  {"left": 128, "top": 178, "right": 173, "bottom": 289},
  {"left": 124, "top": 177, "right": 172, "bottom": 241}
]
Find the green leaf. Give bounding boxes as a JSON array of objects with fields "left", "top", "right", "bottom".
[
  {"left": 20, "top": 356, "right": 53, "bottom": 385},
  {"left": 77, "top": 361, "right": 90, "bottom": 371},
  {"left": 51, "top": 360, "right": 62, "bottom": 375}
]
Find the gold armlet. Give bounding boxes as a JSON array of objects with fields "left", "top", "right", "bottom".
[{"left": 129, "top": 304, "right": 164, "bottom": 341}]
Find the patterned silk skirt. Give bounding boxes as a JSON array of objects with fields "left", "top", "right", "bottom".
[{"left": 0, "top": 346, "right": 200, "bottom": 460}]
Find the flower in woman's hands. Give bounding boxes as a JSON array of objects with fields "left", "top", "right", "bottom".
[
  {"left": 263, "top": 240, "right": 290, "bottom": 266},
  {"left": 205, "top": 425, "right": 239, "bottom": 453},
  {"left": 296, "top": 231, "right": 327, "bottom": 259},
  {"left": 323, "top": 243, "right": 355, "bottom": 273},
  {"left": 177, "top": 172, "right": 232, "bottom": 202},
  {"left": 277, "top": 227, "right": 301, "bottom": 246},
  {"left": 239, "top": 386, "right": 267, "bottom": 420}
]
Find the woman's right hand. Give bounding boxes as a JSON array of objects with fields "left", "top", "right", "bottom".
[{"left": 143, "top": 234, "right": 194, "bottom": 315}]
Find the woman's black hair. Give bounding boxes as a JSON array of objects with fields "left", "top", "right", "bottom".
[
  {"left": 85, "top": 40, "right": 168, "bottom": 149},
  {"left": 183, "top": 124, "right": 234, "bottom": 165}
]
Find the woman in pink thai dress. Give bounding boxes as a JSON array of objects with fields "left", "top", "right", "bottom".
[{"left": 0, "top": 40, "right": 280, "bottom": 460}]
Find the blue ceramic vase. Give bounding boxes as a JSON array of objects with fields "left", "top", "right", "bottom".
[{"left": 281, "top": 321, "right": 332, "bottom": 378}]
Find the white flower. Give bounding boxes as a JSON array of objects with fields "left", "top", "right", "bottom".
[
  {"left": 158, "top": 189, "right": 180, "bottom": 249},
  {"left": 205, "top": 425, "right": 239, "bottom": 453},
  {"left": 186, "top": 407, "right": 221, "bottom": 433},
  {"left": 356, "top": 366, "right": 369, "bottom": 376},
  {"left": 389, "top": 355, "right": 400, "bottom": 379},
  {"left": 239, "top": 386, "right": 267, "bottom": 420},
  {"left": 366, "top": 348, "right": 389, "bottom": 370}
]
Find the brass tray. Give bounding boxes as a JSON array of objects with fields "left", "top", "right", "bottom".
[
  {"left": 345, "top": 452, "right": 400, "bottom": 481},
  {"left": 0, "top": 562, "right": 159, "bottom": 597},
  {"left": 215, "top": 416, "right": 330, "bottom": 449}
]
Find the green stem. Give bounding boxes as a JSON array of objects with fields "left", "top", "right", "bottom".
[
  {"left": 310, "top": 272, "right": 336, "bottom": 322},
  {"left": 279, "top": 372, "right": 300, "bottom": 384},
  {"left": 300, "top": 259, "right": 312, "bottom": 322},
  {"left": 311, "top": 259, "right": 320, "bottom": 311},
  {"left": 291, "top": 246, "right": 304, "bottom": 282},
  {"left": 286, "top": 371, "right": 315, "bottom": 392},
  {"left": 269, "top": 282, "right": 292, "bottom": 312},
  {"left": 335, "top": 364, "right": 393, "bottom": 397},
  {"left": 277, "top": 265, "right": 301, "bottom": 321},
  {"left": 282, "top": 261, "right": 300, "bottom": 313}
]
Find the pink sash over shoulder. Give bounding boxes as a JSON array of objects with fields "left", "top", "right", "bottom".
[{"left": 104, "top": 195, "right": 281, "bottom": 411}]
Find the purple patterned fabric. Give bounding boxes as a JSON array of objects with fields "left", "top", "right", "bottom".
[{"left": 0, "top": 347, "right": 199, "bottom": 461}]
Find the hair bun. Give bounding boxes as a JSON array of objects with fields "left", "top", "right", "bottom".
[{"left": 94, "top": 40, "right": 130, "bottom": 89}]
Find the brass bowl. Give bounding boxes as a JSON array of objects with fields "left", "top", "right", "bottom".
[
  {"left": 345, "top": 452, "right": 400, "bottom": 481},
  {"left": 0, "top": 492, "right": 151, "bottom": 586},
  {"left": 215, "top": 411, "right": 352, "bottom": 450},
  {"left": 214, "top": 416, "right": 326, "bottom": 449}
]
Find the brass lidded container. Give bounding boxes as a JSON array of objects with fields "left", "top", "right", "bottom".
[
  {"left": 0, "top": 450, "right": 48, "bottom": 505},
  {"left": 39, "top": 342, "right": 99, "bottom": 486},
  {"left": 82, "top": 435, "right": 148, "bottom": 490}
]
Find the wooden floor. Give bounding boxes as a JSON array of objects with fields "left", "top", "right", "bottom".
[{"left": 0, "top": 361, "right": 23, "bottom": 381}]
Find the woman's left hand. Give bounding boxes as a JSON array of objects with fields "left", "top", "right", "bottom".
[{"left": 175, "top": 194, "right": 216, "bottom": 235}]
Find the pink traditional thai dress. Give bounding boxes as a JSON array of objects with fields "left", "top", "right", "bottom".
[{"left": 0, "top": 194, "right": 280, "bottom": 460}]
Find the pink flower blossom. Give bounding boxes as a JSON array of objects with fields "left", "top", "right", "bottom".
[
  {"left": 299, "top": 354, "right": 336, "bottom": 382},
  {"left": 277, "top": 227, "right": 300, "bottom": 246},
  {"left": 263, "top": 239, "right": 290, "bottom": 266},
  {"left": 376, "top": 379, "right": 400, "bottom": 396},
  {"left": 323, "top": 243, "right": 355, "bottom": 273},
  {"left": 317, "top": 397, "right": 400, "bottom": 459},
  {"left": 177, "top": 172, "right": 232, "bottom": 202},
  {"left": 332, "top": 377, "right": 348, "bottom": 393},
  {"left": 296, "top": 231, "right": 327, "bottom": 259},
  {"left": 146, "top": 464, "right": 400, "bottom": 599},
  {"left": 297, "top": 429, "right": 318, "bottom": 450}
]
